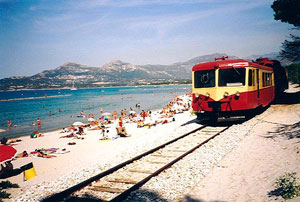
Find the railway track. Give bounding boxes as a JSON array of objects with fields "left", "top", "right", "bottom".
[{"left": 42, "top": 125, "right": 229, "bottom": 202}]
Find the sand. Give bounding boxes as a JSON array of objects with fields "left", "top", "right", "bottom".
[
  {"left": 4, "top": 95, "right": 195, "bottom": 189},
  {"left": 186, "top": 84, "right": 300, "bottom": 202}
]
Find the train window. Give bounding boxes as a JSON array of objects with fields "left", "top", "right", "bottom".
[
  {"left": 263, "top": 72, "right": 272, "bottom": 87},
  {"left": 194, "top": 70, "right": 215, "bottom": 88},
  {"left": 219, "top": 68, "right": 245, "bottom": 87},
  {"left": 248, "top": 69, "right": 253, "bottom": 86}
]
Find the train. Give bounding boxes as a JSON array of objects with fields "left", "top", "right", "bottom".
[{"left": 192, "top": 56, "right": 288, "bottom": 121}]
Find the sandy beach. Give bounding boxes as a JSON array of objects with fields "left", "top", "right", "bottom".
[
  {"left": 3, "top": 94, "right": 199, "bottom": 201},
  {"left": 1, "top": 84, "right": 300, "bottom": 202}
]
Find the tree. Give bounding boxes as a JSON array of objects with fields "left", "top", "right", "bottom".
[
  {"left": 271, "top": 0, "right": 300, "bottom": 27},
  {"left": 281, "top": 35, "right": 300, "bottom": 62},
  {"left": 271, "top": 0, "right": 300, "bottom": 62}
]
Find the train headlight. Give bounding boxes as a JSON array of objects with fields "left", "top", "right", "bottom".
[
  {"left": 224, "top": 92, "right": 229, "bottom": 98},
  {"left": 235, "top": 91, "right": 240, "bottom": 97},
  {"left": 205, "top": 92, "right": 210, "bottom": 97},
  {"left": 194, "top": 93, "right": 199, "bottom": 98}
]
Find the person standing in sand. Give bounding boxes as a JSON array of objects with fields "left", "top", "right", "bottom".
[
  {"left": 36, "top": 118, "right": 41, "bottom": 128},
  {"left": 7, "top": 120, "right": 11, "bottom": 128},
  {"left": 113, "top": 111, "right": 117, "bottom": 121},
  {"left": 140, "top": 110, "right": 146, "bottom": 121}
]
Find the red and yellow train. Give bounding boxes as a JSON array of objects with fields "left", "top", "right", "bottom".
[{"left": 192, "top": 56, "right": 288, "bottom": 121}]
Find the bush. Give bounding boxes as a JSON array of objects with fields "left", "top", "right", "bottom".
[
  {"left": 272, "top": 172, "right": 300, "bottom": 199},
  {"left": 0, "top": 180, "right": 19, "bottom": 200},
  {"left": 286, "top": 63, "right": 300, "bottom": 84},
  {"left": 0, "top": 190, "right": 10, "bottom": 199},
  {"left": 0, "top": 181, "right": 19, "bottom": 189}
]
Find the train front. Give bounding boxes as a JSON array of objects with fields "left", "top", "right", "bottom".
[{"left": 192, "top": 58, "right": 253, "bottom": 121}]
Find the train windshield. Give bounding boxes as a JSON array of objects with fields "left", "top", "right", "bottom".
[
  {"left": 219, "top": 68, "right": 246, "bottom": 87},
  {"left": 194, "top": 70, "right": 215, "bottom": 88}
]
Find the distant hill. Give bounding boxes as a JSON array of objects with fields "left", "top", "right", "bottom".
[{"left": 0, "top": 52, "right": 283, "bottom": 91}]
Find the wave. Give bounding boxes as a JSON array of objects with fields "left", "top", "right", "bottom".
[{"left": 0, "top": 94, "right": 72, "bottom": 102}]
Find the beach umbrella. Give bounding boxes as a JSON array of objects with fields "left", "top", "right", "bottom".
[
  {"left": 72, "top": 121, "right": 84, "bottom": 126},
  {"left": 88, "top": 118, "right": 95, "bottom": 122},
  {"left": 101, "top": 112, "right": 111, "bottom": 116},
  {"left": 0, "top": 145, "right": 17, "bottom": 164},
  {"left": 100, "top": 115, "right": 110, "bottom": 120}
]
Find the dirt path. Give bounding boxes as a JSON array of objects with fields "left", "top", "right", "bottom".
[{"left": 186, "top": 86, "right": 300, "bottom": 202}]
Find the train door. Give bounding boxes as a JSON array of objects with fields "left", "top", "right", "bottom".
[{"left": 256, "top": 69, "right": 260, "bottom": 99}]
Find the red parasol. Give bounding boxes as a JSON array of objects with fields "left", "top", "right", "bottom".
[{"left": 0, "top": 145, "right": 17, "bottom": 164}]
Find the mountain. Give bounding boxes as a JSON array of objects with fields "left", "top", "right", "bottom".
[{"left": 0, "top": 53, "right": 282, "bottom": 91}]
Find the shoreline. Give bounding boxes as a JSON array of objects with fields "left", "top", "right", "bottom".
[
  {"left": 1, "top": 101, "right": 182, "bottom": 141},
  {"left": 0, "top": 83, "right": 192, "bottom": 92},
  {"left": 0, "top": 84, "right": 191, "bottom": 139}
]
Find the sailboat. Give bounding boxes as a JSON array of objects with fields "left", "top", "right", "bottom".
[{"left": 70, "top": 80, "right": 77, "bottom": 91}]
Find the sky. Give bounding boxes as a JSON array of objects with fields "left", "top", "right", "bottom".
[{"left": 0, "top": 0, "right": 293, "bottom": 79}]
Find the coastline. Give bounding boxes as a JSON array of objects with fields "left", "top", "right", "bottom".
[
  {"left": 0, "top": 84, "right": 191, "bottom": 139},
  {"left": 0, "top": 83, "right": 192, "bottom": 92}
]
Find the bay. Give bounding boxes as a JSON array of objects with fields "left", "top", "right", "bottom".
[{"left": 0, "top": 84, "right": 191, "bottom": 138}]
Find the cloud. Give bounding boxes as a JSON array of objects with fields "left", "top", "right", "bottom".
[{"left": 32, "top": 0, "right": 269, "bottom": 37}]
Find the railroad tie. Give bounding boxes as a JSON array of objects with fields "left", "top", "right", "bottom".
[
  {"left": 106, "top": 178, "right": 139, "bottom": 184},
  {"left": 151, "top": 154, "right": 176, "bottom": 158},
  {"left": 168, "top": 149, "right": 188, "bottom": 152},
  {"left": 128, "top": 169, "right": 153, "bottom": 174},
  {"left": 147, "top": 160, "right": 168, "bottom": 164},
  {"left": 91, "top": 186, "right": 126, "bottom": 193}
]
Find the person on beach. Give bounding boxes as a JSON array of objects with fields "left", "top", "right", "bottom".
[
  {"left": 60, "top": 133, "right": 76, "bottom": 138},
  {"left": 116, "top": 117, "right": 129, "bottom": 137},
  {"left": 36, "top": 118, "right": 41, "bottom": 128},
  {"left": 35, "top": 150, "right": 56, "bottom": 158},
  {"left": 112, "top": 111, "right": 117, "bottom": 121},
  {"left": 0, "top": 137, "right": 21, "bottom": 145},
  {"left": 30, "top": 131, "right": 44, "bottom": 138},
  {"left": 16, "top": 151, "right": 28, "bottom": 158},
  {"left": 123, "top": 109, "right": 127, "bottom": 117},
  {"left": 100, "top": 107, "right": 103, "bottom": 115},
  {"left": 7, "top": 120, "right": 11, "bottom": 128},
  {"left": 140, "top": 110, "right": 147, "bottom": 121}
]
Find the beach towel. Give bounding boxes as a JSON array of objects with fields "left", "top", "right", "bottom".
[{"left": 30, "top": 148, "right": 69, "bottom": 155}]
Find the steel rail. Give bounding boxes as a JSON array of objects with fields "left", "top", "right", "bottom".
[
  {"left": 42, "top": 125, "right": 207, "bottom": 202},
  {"left": 110, "top": 126, "right": 229, "bottom": 202}
]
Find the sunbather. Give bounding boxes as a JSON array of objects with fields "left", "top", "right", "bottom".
[
  {"left": 35, "top": 150, "right": 56, "bottom": 158},
  {"left": 16, "top": 151, "right": 28, "bottom": 158}
]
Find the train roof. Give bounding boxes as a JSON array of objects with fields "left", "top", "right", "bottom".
[{"left": 192, "top": 58, "right": 273, "bottom": 71}]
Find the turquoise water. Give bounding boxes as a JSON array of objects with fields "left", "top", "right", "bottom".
[{"left": 0, "top": 85, "right": 191, "bottom": 138}]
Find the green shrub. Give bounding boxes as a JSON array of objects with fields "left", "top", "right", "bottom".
[
  {"left": 272, "top": 172, "right": 300, "bottom": 199},
  {"left": 0, "top": 190, "right": 10, "bottom": 199},
  {"left": 0, "top": 181, "right": 19, "bottom": 189}
]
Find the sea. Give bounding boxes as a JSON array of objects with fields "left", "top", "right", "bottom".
[{"left": 0, "top": 84, "right": 191, "bottom": 139}]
